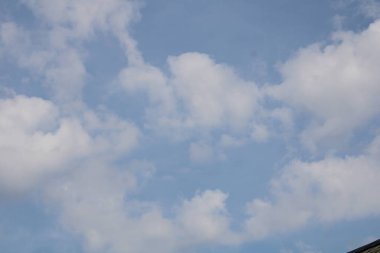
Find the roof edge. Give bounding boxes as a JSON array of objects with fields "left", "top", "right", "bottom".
[{"left": 348, "top": 239, "right": 380, "bottom": 253}]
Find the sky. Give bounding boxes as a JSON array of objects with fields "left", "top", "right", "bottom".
[{"left": 0, "top": 0, "right": 380, "bottom": 252}]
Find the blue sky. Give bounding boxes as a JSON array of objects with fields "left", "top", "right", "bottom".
[{"left": 1, "top": 0, "right": 380, "bottom": 252}]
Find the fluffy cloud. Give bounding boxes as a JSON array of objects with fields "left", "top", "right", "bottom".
[
  {"left": 269, "top": 19, "right": 380, "bottom": 151},
  {"left": 47, "top": 163, "right": 240, "bottom": 253},
  {"left": 168, "top": 53, "right": 259, "bottom": 130},
  {"left": 46, "top": 163, "right": 169, "bottom": 253},
  {"left": 0, "top": 95, "right": 88, "bottom": 192},
  {"left": 0, "top": 95, "right": 139, "bottom": 193},
  {"left": 244, "top": 22, "right": 380, "bottom": 240},
  {"left": 176, "top": 190, "right": 239, "bottom": 245},
  {"left": 119, "top": 52, "right": 260, "bottom": 138},
  {"left": 244, "top": 134, "right": 380, "bottom": 239},
  {"left": 119, "top": 64, "right": 176, "bottom": 117}
]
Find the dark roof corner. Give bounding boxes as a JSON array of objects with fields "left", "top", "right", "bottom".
[{"left": 348, "top": 239, "right": 380, "bottom": 253}]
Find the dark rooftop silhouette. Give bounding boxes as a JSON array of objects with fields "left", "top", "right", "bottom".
[{"left": 348, "top": 239, "right": 380, "bottom": 253}]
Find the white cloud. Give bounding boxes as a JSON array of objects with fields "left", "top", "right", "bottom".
[
  {"left": 45, "top": 163, "right": 172, "bottom": 253},
  {"left": 168, "top": 53, "right": 259, "bottom": 130},
  {"left": 0, "top": 0, "right": 141, "bottom": 193},
  {"left": 244, "top": 134, "right": 380, "bottom": 239},
  {"left": 118, "top": 52, "right": 264, "bottom": 162},
  {"left": 0, "top": 95, "right": 88, "bottom": 192},
  {"left": 25, "top": 0, "right": 141, "bottom": 39},
  {"left": 176, "top": 190, "right": 240, "bottom": 245},
  {"left": 0, "top": 0, "right": 143, "bottom": 102},
  {"left": 80, "top": 108, "right": 140, "bottom": 157},
  {"left": 119, "top": 64, "right": 176, "bottom": 117},
  {"left": 119, "top": 52, "right": 261, "bottom": 144},
  {"left": 0, "top": 21, "right": 86, "bottom": 102},
  {"left": 0, "top": 95, "right": 139, "bottom": 193},
  {"left": 47, "top": 163, "right": 241, "bottom": 253},
  {"left": 269, "top": 20, "right": 380, "bottom": 151},
  {"left": 25, "top": 0, "right": 143, "bottom": 64}
]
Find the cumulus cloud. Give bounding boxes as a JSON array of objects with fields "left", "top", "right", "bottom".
[
  {"left": 0, "top": 95, "right": 139, "bottom": 193},
  {"left": 167, "top": 53, "right": 259, "bottom": 130},
  {"left": 176, "top": 190, "right": 240, "bottom": 245},
  {"left": 0, "top": 95, "right": 88, "bottom": 192},
  {"left": 118, "top": 51, "right": 265, "bottom": 164},
  {"left": 269, "top": 19, "right": 380, "bottom": 151},
  {"left": 244, "top": 134, "right": 380, "bottom": 239},
  {"left": 46, "top": 163, "right": 166, "bottom": 253},
  {"left": 119, "top": 64, "right": 176, "bottom": 117},
  {"left": 47, "top": 164, "right": 241, "bottom": 253},
  {"left": 119, "top": 52, "right": 261, "bottom": 142}
]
